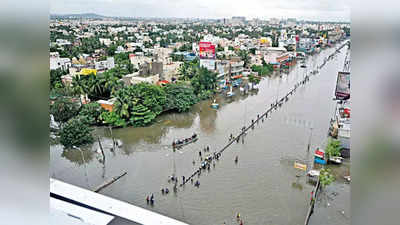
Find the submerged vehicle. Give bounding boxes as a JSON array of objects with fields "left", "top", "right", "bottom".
[
  {"left": 211, "top": 99, "right": 219, "bottom": 109},
  {"left": 329, "top": 156, "right": 343, "bottom": 164}
]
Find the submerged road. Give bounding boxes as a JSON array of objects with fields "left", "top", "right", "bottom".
[{"left": 51, "top": 41, "right": 349, "bottom": 225}]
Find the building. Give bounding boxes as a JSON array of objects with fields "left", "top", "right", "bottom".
[
  {"left": 269, "top": 18, "right": 280, "bottom": 27},
  {"left": 95, "top": 57, "right": 115, "bottom": 72},
  {"left": 231, "top": 16, "right": 246, "bottom": 26},
  {"left": 50, "top": 52, "right": 71, "bottom": 71},
  {"left": 263, "top": 47, "right": 287, "bottom": 65},
  {"left": 287, "top": 18, "right": 297, "bottom": 27},
  {"left": 99, "top": 38, "right": 112, "bottom": 46},
  {"left": 97, "top": 98, "right": 116, "bottom": 112},
  {"left": 122, "top": 72, "right": 160, "bottom": 85},
  {"left": 80, "top": 68, "right": 97, "bottom": 76},
  {"left": 55, "top": 39, "right": 71, "bottom": 46},
  {"left": 129, "top": 53, "right": 152, "bottom": 69},
  {"left": 139, "top": 61, "right": 163, "bottom": 79},
  {"left": 163, "top": 62, "right": 182, "bottom": 81}
]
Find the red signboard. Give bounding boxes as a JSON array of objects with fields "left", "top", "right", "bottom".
[{"left": 199, "top": 42, "right": 215, "bottom": 59}]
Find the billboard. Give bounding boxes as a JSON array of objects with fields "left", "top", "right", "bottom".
[
  {"left": 199, "top": 42, "right": 215, "bottom": 59},
  {"left": 294, "top": 161, "right": 307, "bottom": 171},
  {"left": 335, "top": 71, "right": 350, "bottom": 100}
]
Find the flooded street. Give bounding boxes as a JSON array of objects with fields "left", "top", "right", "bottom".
[{"left": 51, "top": 43, "right": 349, "bottom": 225}]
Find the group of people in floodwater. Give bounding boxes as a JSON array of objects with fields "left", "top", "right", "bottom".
[
  {"left": 172, "top": 133, "right": 197, "bottom": 146},
  {"left": 145, "top": 193, "right": 154, "bottom": 205},
  {"left": 222, "top": 213, "right": 244, "bottom": 225},
  {"left": 145, "top": 42, "right": 342, "bottom": 216}
]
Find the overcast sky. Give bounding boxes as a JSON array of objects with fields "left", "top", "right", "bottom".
[{"left": 50, "top": 0, "right": 350, "bottom": 22}]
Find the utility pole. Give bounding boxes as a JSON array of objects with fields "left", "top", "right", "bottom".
[{"left": 307, "top": 127, "right": 313, "bottom": 152}]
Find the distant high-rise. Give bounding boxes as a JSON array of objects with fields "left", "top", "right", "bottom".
[
  {"left": 231, "top": 16, "right": 246, "bottom": 25},
  {"left": 269, "top": 18, "right": 280, "bottom": 26},
  {"left": 287, "top": 18, "right": 297, "bottom": 27}
]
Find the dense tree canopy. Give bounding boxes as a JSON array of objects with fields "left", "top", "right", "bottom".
[
  {"left": 50, "top": 97, "right": 80, "bottom": 123},
  {"left": 325, "top": 138, "right": 341, "bottom": 158},
  {"left": 163, "top": 83, "right": 198, "bottom": 112},
  {"left": 112, "top": 83, "right": 167, "bottom": 127},
  {"left": 78, "top": 102, "right": 106, "bottom": 125},
  {"left": 59, "top": 117, "right": 94, "bottom": 148}
]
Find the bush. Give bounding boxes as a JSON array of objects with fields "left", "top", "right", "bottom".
[
  {"left": 163, "top": 84, "right": 198, "bottom": 112},
  {"left": 59, "top": 117, "right": 94, "bottom": 148},
  {"left": 78, "top": 102, "right": 106, "bottom": 125},
  {"left": 319, "top": 168, "right": 335, "bottom": 188},
  {"left": 50, "top": 97, "right": 80, "bottom": 123},
  {"left": 99, "top": 111, "right": 127, "bottom": 128},
  {"left": 325, "top": 138, "right": 341, "bottom": 158},
  {"left": 198, "top": 90, "right": 213, "bottom": 100}
]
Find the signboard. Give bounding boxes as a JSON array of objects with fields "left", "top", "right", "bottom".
[
  {"left": 335, "top": 71, "right": 350, "bottom": 100},
  {"left": 294, "top": 162, "right": 307, "bottom": 171},
  {"left": 199, "top": 42, "right": 215, "bottom": 59}
]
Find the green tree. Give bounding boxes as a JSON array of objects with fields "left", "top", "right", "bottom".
[
  {"left": 50, "top": 69, "right": 67, "bottom": 89},
  {"left": 78, "top": 102, "right": 105, "bottom": 125},
  {"left": 112, "top": 83, "right": 167, "bottom": 127},
  {"left": 99, "top": 111, "right": 127, "bottom": 127},
  {"left": 248, "top": 74, "right": 261, "bottom": 85},
  {"left": 325, "top": 138, "right": 341, "bottom": 158},
  {"left": 319, "top": 168, "right": 335, "bottom": 188},
  {"left": 191, "top": 67, "right": 217, "bottom": 96},
  {"left": 237, "top": 50, "right": 250, "bottom": 68},
  {"left": 59, "top": 117, "right": 94, "bottom": 148},
  {"left": 130, "top": 104, "right": 156, "bottom": 127},
  {"left": 163, "top": 83, "right": 198, "bottom": 112},
  {"left": 107, "top": 45, "right": 117, "bottom": 56},
  {"left": 71, "top": 75, "right": 89, "bottom": 102},
  {"left": 50, "top": 97, "right": 80, "bottom": 123}
]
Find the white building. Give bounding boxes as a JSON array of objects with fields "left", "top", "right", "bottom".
[
  {"left": 121, "top": 72, "right": 160, "bottom": 85},
  {"left": 56, "top": 39, "right": 71, "bottom": 46},
  {"left": 95, "top": 57, "right": 115, "bottom": 71},
  {"left": 99, "top": 38, "right": 112, "bottom": 47},
  {"left": 50, "top": 52, "right": 71, "bottom": 71}
]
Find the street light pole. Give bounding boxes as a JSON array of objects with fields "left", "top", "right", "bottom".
[{"left": 307, "top": 127, "right": 313, "bottom": 152}]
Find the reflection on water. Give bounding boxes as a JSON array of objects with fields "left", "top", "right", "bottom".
[
  {"left": 61, "top": 147, "right": 94, "bottom": 166},
  {"left": 51, "top": 44, "right": 349, "bottom": 225},
  {"left": 292, "top": 180, "right": 304, "bottom": 191},
  {"left": 197, "top": 100, "right": 217, "bottom": 134}
]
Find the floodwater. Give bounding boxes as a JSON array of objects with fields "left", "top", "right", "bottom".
[{"left": 50, "top": 42, "right": 350, "bottom": 225}]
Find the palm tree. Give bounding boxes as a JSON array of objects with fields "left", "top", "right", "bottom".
[{"left": 71, "top": 75, "right": 88, "bottom": 105}]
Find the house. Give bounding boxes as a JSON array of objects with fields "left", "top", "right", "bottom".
[
  {"left": 129, "top": 54, "right": 151, "bottom": 69},
  {"left": 95, "top": 57, "right": 115, "bottom": 72},
  {"left": 56, "top": 39, "right": 71, "bottom": 46},
  {"left": 163, "top": 62, "right": 182, "bottom": 81},
  {"left": 80, "top": 68, "right": 97, "bottom": 76},
  {"left": 99, "top": 38, "right": 112, "bottom": 47},
  {"left": 50, "top": 52, "right": 71, "bottom": 71},
  {"left": 121, "top": 72, "right": 160, "bottom": 85},
  {"left": 97, "top": 98, "right": 116, "bottom": 112}
]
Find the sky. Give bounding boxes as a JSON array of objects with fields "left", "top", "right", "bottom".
[{"left": 50, "top": 0, "right": 350, "bottom": 22}]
